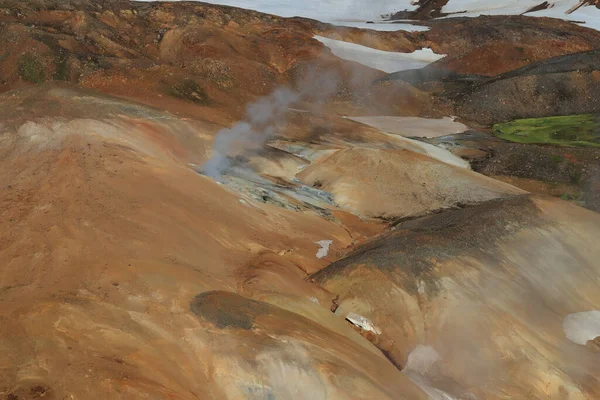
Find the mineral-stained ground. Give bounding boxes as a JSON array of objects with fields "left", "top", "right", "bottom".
[{"left": 1, "top": 1, "right": 600, "bottom": 399}]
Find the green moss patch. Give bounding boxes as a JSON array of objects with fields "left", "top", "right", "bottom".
[
  {"left": 168, "top": 78, "right": 210, "bottom": 105},
  {"left": 191, "top": 58, "right": 234, "bottom": 89},
  {"left": 18, "top": 53, "right": 46, "bottom": 83},
  {"left": 493, "top": 114, "right": 600, "bottom": 148}
]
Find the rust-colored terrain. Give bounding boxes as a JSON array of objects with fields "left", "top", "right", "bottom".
[{"left": 1, "top": 1, "right": 600, "bottom": 399}]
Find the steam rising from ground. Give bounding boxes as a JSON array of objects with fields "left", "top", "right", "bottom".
[
  {"left": 404, "top": 345, "right": 442, "bottom": 375},
  {"left": 202, "top": 71, "right": 339, "bottom": 181},
  {"left": 403, "top": 345, "right": 459, "bottom": 400},
  {"left": 202, "top": 87, "right": 299, "bottom": 180}
]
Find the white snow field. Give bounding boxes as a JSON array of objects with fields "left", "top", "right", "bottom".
[
  {"left": 137, "top": 0, "right": 428, "bottom": 31},
  {"left": 314, "top": 35, "right": 445, "bottom": 73},
  {"left": 346, "top": 116, "right": 468, "bottom": 138},
  {"left": 441, "top": 0, "right": 600, "bottom": 31},
  {"left": 136, "top": 0, "right": 600, "bottom": 32}
]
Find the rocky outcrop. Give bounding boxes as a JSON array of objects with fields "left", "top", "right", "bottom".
[{"left": 384, "top": 0, "right": 451, "bottom": 20}]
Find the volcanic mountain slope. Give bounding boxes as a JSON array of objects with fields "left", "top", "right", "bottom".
[
  {"left": 0, "top": 84, "right": 434, "bottom": 399},
  {"left": 1, "top": 1, "right": 600, "bottom": 400},
  {"left": 0, "top": 0, "right": 435, "bottom": 120},
  {"left": 2, "top": 0, "right": 600, "bottom": 119},
  {"left": 0, "top": 83, "right": 596, "bottom": 400},
  {"left": 0, "top": 69, "right": 535, "bottom": 398},
  {"left": 312, "top": 195, "right": 600, "bottom": 399},
  {"left": 416, "top": 15, "right": 600, "bottom": 76},
  {"left": 0, "top": 82, "right": 567, "bottom": 400},
  {"left": 379, "top": 43, "right": 600, "bottom": 125}
]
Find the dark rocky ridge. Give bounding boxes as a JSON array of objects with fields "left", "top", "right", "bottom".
[{"left": 455, "top": 48, "right": 600, "bottom": 124}]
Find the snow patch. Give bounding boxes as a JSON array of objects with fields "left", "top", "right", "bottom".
[
  {"left": 133, "top": 0, "right": 600, "bottom": 32},
  {"left": 382, "top": 133, "right": 471, "bottom": 169},
  {"left": 563, "top": 310, "right": 600, "bottom": 345},
  {"left": 347, "top": 116, "right": 468, "bottom": 138},
  {"left": 441, "top": 0, "right": 600, "bottom": 32},
  {"left": 315, "top": 240, "right": 333, "bottom": 259},
  {"left": 530, "top": 2, "right": 600, "bottom": 32},
  {"left": 345, "top": 312, "right": 381, "bottom": 334},
  {"left": 314, "top": 35, "right": 445, "bottom": 73}
]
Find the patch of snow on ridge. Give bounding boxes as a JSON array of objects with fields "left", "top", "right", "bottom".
[
  {"left": 315, "top": 240, "right": 333, "bottom": 259},
  {"left": 381, "top": 133, "right": 472, "bottom": 169},
  {"left": 137, "top": 0, "right": 429, "bottom": 31},
  {"left": 314, "top": 35, "right": 445, "bottom": 73},
  {"left": 336, "top": 22, "right": 430, "bottom": 32},
  {"left": 347, "top": 116, "right": 468, "bottom": 138},
  {"left": 528, "top": 1, "right": 600, "bottom": 32},
  {"left": 443, "top": 0, "right": 553, "bottom": 15},
  {"left": 345, "top": 312, "right": 381, "bottom": 334},
  {"left": 137, "top": 0, "right": 600, "bottom": 32},
  {"left": 563, "top": 310, "right": 600, "bottom": 345},
  {"left": 441, "top": 0, "right": 600, "bottom": 32}
]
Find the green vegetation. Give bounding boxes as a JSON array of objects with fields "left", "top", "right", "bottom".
[
  {"left": 560, "top": 192, "right": 586, "bottom": 207},
  {"left": 168, "top": 79, "right": 211, "bottom": 105},
  {"left": 493, "top": 114, "right": 600, "bottom": 148},
  {"left": 191, "top": 58, "right": 234, "bottom": 89},
  {"left": 18, "top": 53, "right": 46, "bottom": 83},
  {"left": 32, "top": 34, "right": 71, "bottom": 82}
]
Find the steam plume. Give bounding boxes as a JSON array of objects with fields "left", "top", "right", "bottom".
[{"left": 202, "top": 70, "right": 339, "bottom": 181}]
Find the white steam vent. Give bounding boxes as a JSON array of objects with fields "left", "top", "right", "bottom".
[
  {"left": 404, "top": 345, "right": 460, "bottom": 400},
  {"left": 404, "top": 345, "right": 441, "bottom": 374},
  {"left": 201, "top": 70, "right": 339, "bottom": 181}
]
